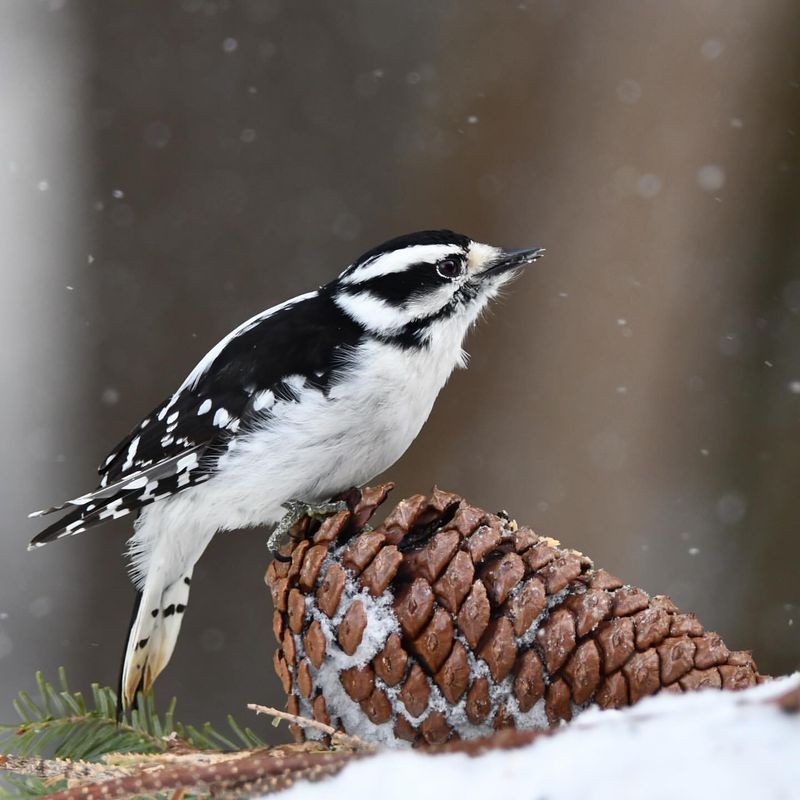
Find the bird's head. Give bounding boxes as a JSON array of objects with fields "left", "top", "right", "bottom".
[{"left": 331, "top": 229, "right": 543, "bottom": 346}]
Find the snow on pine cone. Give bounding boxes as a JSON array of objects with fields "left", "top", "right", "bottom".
[{"left": 265, "top": 484, "right": 764, "bottom": 747}]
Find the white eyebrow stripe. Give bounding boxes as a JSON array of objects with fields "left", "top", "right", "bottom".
[{"left": 340, "top": 244, "right": 462, "bottom": 284}]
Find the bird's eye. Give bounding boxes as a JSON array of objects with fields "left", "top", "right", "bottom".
[{"left": 436, "top": 258, "right": 463, "bottom": 279}]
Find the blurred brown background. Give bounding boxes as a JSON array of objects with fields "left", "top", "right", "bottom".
[{"left": 1, "top": 0, "right": 798, "bottom": 733}]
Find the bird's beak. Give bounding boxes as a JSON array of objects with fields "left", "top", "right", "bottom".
[{"left": 481, "top": 246, "right": 545, "bottom": 277}]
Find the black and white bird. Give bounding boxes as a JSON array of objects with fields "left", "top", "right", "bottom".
[{"left": 29, "top": 229, "right": 543, "bottom": 710}]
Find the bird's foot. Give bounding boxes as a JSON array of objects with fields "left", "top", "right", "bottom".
[{"left": 267, "top": 498, "right": 348, "bottom": 557}]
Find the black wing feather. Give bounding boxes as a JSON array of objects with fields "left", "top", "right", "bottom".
[{"left": 30, "top": 289, "right": 364, "bottom": 546}]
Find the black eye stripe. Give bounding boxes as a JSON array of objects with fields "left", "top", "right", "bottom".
[{"left": 344, "top": 262, "right": 448, "bottom": 304}]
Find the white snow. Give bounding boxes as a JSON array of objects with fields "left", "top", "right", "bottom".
[
  {"left": 701, "top": 38, "right": 724, "bottom": 60},
  {"left": 636, "top": 173, "right": 662, "bottom": 198},
  {"left": 101, "top": 387, "right": 120, "bottom": 406},
  {"left": 615, "top": 79, "right": 641, "bottom": 105},
  {"left": 297, "top": 558, "right": 402, "bottom": 747},
  {"left": 696, "top": 164, "right": 726, "bottom": 192},
  {"left": 272, "top": 675, "right": 800, "bottom": 800},
  {"left": 716, "top": 492, "right": 747, "bottom": 525}
]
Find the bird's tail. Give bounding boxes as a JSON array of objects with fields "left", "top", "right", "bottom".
[{"left": 119, "top": 568, "right": 193, "bottom": 712}]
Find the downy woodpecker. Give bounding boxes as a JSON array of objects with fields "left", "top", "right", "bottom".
[{"left": 29, "top": 229, "right": 543, "bottom": 710}]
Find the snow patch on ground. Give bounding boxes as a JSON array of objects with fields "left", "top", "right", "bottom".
[{"left": 273, "top": 674, "right": 800, "bottom": 800}]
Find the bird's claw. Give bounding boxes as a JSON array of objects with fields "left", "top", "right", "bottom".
[{"left": 267, "top": 498, "right": 348, "bottom": 555}]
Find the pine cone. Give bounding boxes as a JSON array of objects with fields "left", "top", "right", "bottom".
[{"left": 265, "top": 484, "right": 765, "bottom": 747}]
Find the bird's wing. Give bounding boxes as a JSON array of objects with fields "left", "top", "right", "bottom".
[{"left": 29, "top": 288, "right": 364, "bottom": 547}]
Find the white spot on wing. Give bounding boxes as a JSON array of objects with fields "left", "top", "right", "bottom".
[
  {"left": 139, "top": 480, "right": 160, "bottom": 502},
  {"left": 122, "top": 436, "right": 140, "bottom": 471},
  {"left": 197, "top": 399, "right": 212, "bottom": 415},
  {"left": 252, "top": 390, "right": 275, "bottom": 412},
  {"left": 176, "top": 452, "right": 199, "bottom": 472},
  {"left": 213, "top": 408, "right": 230, "bottom": 427}
]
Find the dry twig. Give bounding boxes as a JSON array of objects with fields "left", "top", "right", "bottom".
[{"left": 247, "top": 703, "right": 376, "bottom": 751}]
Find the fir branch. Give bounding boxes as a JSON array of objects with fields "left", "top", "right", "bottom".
[
  {"left": 0, "top": 669, "right": 168, "bottom": 762},
  {"left": 0, "top": 669, "right": 266, "bottom": 765},
  {"left": 0, "top": 669, "right": 269, "bottom": 799}
]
